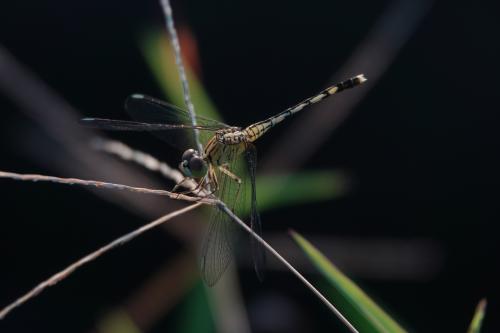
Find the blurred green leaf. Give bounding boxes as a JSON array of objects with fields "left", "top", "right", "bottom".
[
  {"left": 255, "top": 170, "right": 349, "bottom": 212},
  {"left": 290, "top": 231, "right": 407, "bottom": 333},
  {"left": 233, "top": 170, "right": 349, "bottom": 217},
  {"left": 141, "top": 29, "right": 221, "bottom": 121},
  {"left": 97, "top": 309, "right": 142, "bottom": 333},
  {"left": 467, "top": 299, "right": 487, "bottom": 333},
  {"left": 175, "top": 281, "right": 215, "bottom": 333}
]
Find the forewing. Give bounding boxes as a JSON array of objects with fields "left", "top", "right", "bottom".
[
  {"left": 80, "top": 118, "right": 220, "bottom": 132},
  {"left": 125, "top": 94, "right": 228, "bottom": 150}
]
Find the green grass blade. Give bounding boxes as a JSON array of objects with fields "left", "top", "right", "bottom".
[
  {"left": 290, "top": 231, "right": 407, "bottom": 333},
  {"left": 256, "top": 170, "right": 349, "bottom": 212},
  {"left": 175, "top": 281, "right": 215, "bottom": 333},
  {"left": 467, "top": 298, "right": 487, "bottom": 333},
  {"left": 97, "top": 309, "right": 142, "bottom": 333},
  {"left": 234, "top": 170, "right": 349, "bottom": 216}
]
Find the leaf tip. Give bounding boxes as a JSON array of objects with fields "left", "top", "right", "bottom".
[
  {"left": 477, "top": 298, "right": 487, "bottom": 311},
  {"left": 288, "top": 229, "right": 302, "bottom": 243}
]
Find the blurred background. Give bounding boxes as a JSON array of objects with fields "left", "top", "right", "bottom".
[{"left": 0, "top": 0, "right": 499, "bottom": 332}]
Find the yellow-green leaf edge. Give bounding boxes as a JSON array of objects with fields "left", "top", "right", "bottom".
[
  {"left": 291, "top": 231, "right": 407, "bottom": 333},
  {"left": 467, "top": 298, "right": 487, "bottom": 333}
]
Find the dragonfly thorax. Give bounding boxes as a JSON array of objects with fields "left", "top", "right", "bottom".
[{"left": 215, "top": 127, "right": 246, "bottom": 145}]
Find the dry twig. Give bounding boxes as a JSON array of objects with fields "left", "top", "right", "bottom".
[
  {"left": 90, "top": 138, "right": 196, "bottom": 190},
  {"left": 0, "top": 203, "right": 203, "bottom": 320},
  {"left": 159, "top": 0, "right": 203, "bottom": 154},
  {"left": 217, "top": 202, "right": 359, "bottom": 333},
  {"left": 0, "top": 171, "right": 215, "bottom": 205}
]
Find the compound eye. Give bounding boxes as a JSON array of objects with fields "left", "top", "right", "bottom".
[
  {"left": 179, "top": 161, "right": 191, "bottom": 177},
  {"left": 182, "top": 148, "right": 197, "bottom": 162},
  {"left": 180, "top": 148, "right": 207, "bottom": 178},
  {"left": 188, "top": 156, "right": 208, "bottom": 178}
]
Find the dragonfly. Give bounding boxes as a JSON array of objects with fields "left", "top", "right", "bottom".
[{"left": 81, "top": 74, "right": 367, "bottom": 286}]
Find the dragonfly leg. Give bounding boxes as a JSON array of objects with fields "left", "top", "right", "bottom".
[
  {"left": 174, "top": 171, "right": 221, "bottom": 199},
  {"left": 203, "top": 165, "right": 219, "bottom": 195},
  {"left": 195, "top": 175, "right": 216, "bottom": 196},
  {"left": 171, "top": 177, "right": 193, "bottom": 193},
  {"left": 218, "top": 165, "right": 243, "bottom": 211},
  {"left": 171, "top": 176, "right": 208, "bottom": 198},
  {"left": 218, "top": 165, "right": 242, "bottom": 184}
]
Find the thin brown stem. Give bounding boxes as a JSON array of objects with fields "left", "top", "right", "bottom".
[
  {"left": 0, "top": 203, "right": 203, "bottom": 320},
  {"left": 0, "top": 171, "right": 216, "bottom": 205},
  {"left": 159, "top": 0, "right": 203, "bottom": 154},
  {"left": 216, "top": 201, "right": 359, "bottom": 333},
  {"left": 0, "top": 168, "right": 358, "bottom": 332},
  {"left": 90, "top": 138, "right": 198, "bottom": 190}
]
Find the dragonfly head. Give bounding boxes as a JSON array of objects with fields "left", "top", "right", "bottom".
[{"left": 180, "top": 149, "right": 208, "bottom": 178}]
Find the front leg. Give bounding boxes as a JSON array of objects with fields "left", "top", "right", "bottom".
[
  {"left": 217, "top": 165, "right": 243, "bottom": 212},
  {"left": 171, "top": 177, "right": 193, "bottom": 193},
  {"left": 172, "top": 172, "right": 213, "bottom": 197}
]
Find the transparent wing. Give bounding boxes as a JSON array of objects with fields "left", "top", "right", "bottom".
[
  {"left": 244, "top": 143, "right": 266, "bottom": 281},
  {"left": 200, "top": 143, "right": 265, "bottom": 286},
  {"left": 80, "top": 118, "right": 222, "bottom": 132},
  {"left": 125, "top": 94, "right": 229, "bottom": 150},
  {"left": 200, "top": 146, "right": 247, "bottom": 286},
  {"left": 199, "top": 204, "right": 236, "bottom": 286},
  {"left": 125, "top": 94, "right": 229, "bottom": 128}
]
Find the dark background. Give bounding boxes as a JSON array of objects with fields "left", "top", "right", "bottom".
[{"left": 0, "top": 0, "right": 499, "bottom": 332}]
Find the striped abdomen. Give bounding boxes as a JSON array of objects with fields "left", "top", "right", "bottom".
[{"left": 243, "top": 74, "right": 366, "bottom": 142}]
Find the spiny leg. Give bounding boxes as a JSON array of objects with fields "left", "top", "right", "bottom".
[
  {"left": 171, "top": 177, "right": 194, "bottom": 193},
  {"left": 212, "top": 164, "right": 244, "bottom": 223},
  {"left": 172, "top": 174, "right": 212, "bottom": 198},
  {"left": 216, "top": 165, "right": 243, "bottom": 211},
  {"left": 218, "top": 164, "right": 242, "bottom": 185},
  {"left": 199, "top": 175, "right": 218, "bottom": 196}
]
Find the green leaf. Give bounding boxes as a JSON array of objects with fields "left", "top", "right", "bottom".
[
  {"left": 467, "top": 299, "right": 487, "bottom": 333},
  {"left": 175, "top": 281, "right": 215, "bottom": 333},
  {"left": 141, "top": 29, "right": 221, "bottom": 121},
  {"left": 290, "top": 231, "right": 407, "bottom": 333},
  {"left": 97, "top": 309, "right": 142, "bottom": 333},
  {"left": 256, "top": 170, "right": 349, "bottom": 212},
  {"left": 234, "top": 170, "right": 349, "bottom": 217}
]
